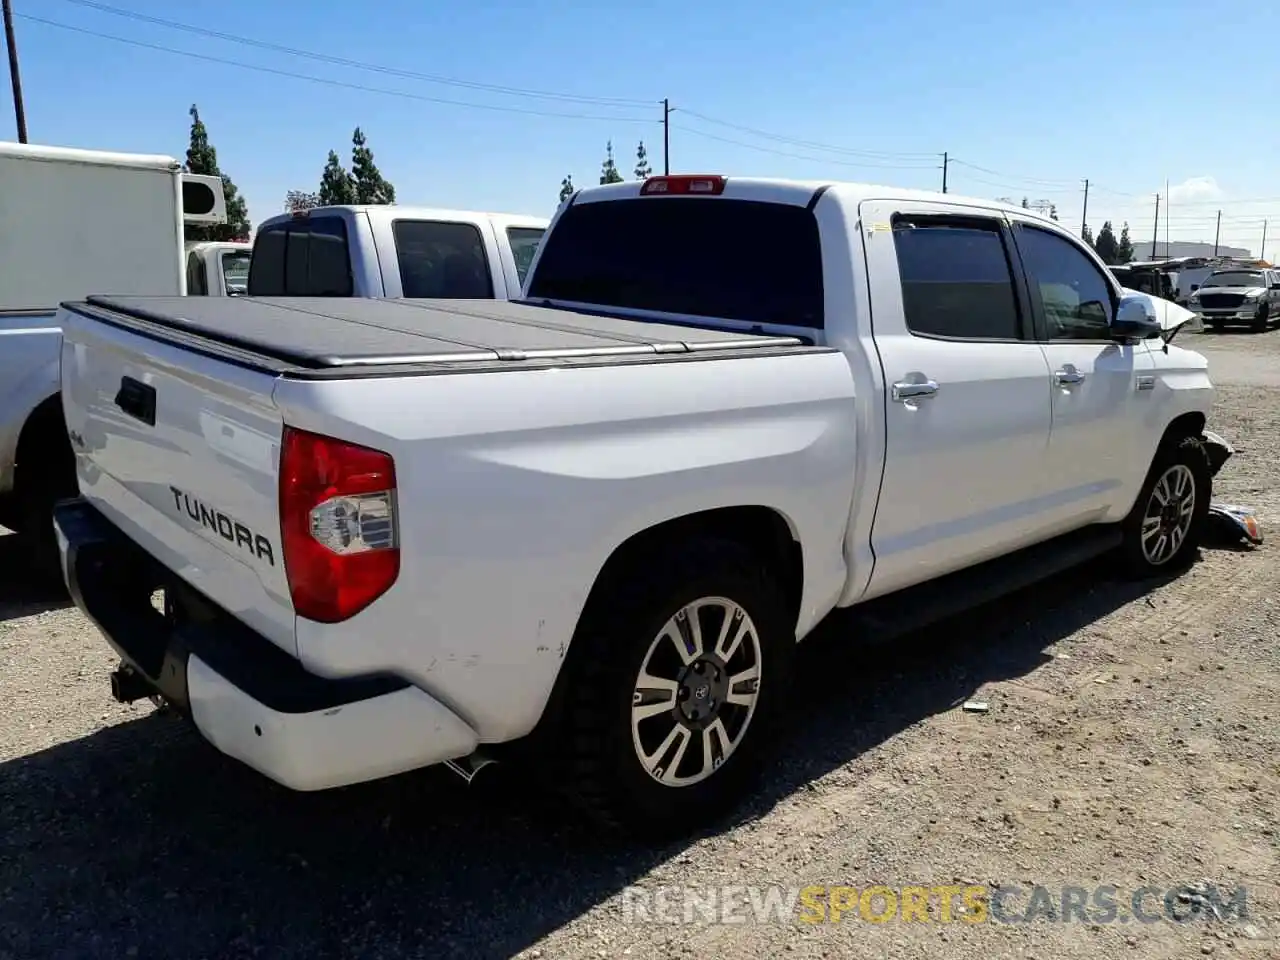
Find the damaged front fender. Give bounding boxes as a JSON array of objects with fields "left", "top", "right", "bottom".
[{"left": 1201, "top": 429, "right": 1233, "bottom": 477}]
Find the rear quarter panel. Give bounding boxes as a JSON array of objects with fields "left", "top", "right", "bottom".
[{"left": 274, "top": 349, "right": 859, "bottom": 743}]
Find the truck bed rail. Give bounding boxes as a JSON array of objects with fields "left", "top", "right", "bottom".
[{"left": 69, "top": 296, "right": 809, "bottom": 377}]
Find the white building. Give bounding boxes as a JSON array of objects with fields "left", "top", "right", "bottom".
[{"left": 1132, "top": 240, "right": 1252, "bottom": 260}]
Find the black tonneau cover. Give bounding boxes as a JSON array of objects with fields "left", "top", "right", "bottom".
[{"left": 72, "top": 295, "right": 803, "bottom": 370}]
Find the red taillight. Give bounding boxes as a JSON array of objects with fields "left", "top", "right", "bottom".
[
  {"left": 640, "top": 175, "right": 726, "bottom": 196},
  {"left": 279, "top": 426, "right": 399, "bottom": 623}
]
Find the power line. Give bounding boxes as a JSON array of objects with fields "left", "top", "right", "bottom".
[
  {"left": 675, "top": 107, "right": 938, "bottom": 162},
  {"left": 56, "top": 0, "right": 653, "bottom": 108},
  {"left": 951, "top": 170, "right": 1082, "bottom": 195},
  {"left": 18, "top": 13, "right": 657, "bottom": 123},
  {"left": 673, "top": 125, "right": 941, "bottom": 171},
  {"left": 948, "top": 158, "right": 1079, "bottom": 188}
]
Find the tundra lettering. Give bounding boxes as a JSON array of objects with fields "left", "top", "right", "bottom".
[{"left": 168, "top": 485, "right": 274, "bottom": 566}]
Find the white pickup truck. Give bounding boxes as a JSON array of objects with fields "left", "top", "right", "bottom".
[
  {"left": 53, "top": 175, "right": 1224, "bottom": 836},
  {"left": 185, "top": 241, "right": 252, "bottom": 297},
  {"left": 248, "top": 205, "right": 548, "bottom": 299}
]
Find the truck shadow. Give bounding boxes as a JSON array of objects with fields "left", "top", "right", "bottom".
[
  {"left": 0, "top": 552, "right": 1218, "bottom": 959},
  {"left": 0, "top": 531, "right": 70, "bottom": 621}
]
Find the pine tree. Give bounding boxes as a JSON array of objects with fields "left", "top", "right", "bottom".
[
  {"left": 634, "top": 141, "right": 652, "bottom": 180},
  {"left": 350, "top": 127, "right": 396, "bottom": 204},
  {"left": 1048, "top": 204, "right": 1059, "bottom": 222},
  {"left": 1116, "top": 222, "right": 1135, "bottom": 264},
  {"left": 318, "top": 150, "right": 357, "bottom": 206},
  {"left": 1082, "top": 224, "right": 1094, "bottom": 246},
  {"left": 183, "top": 104, "right": 251, "bottom": 241},
  {"left": 1094, "top": 221, "right": 1119, "bottom": 265},
  {"left": 599, "top": 141, "right": 623, "bottom": 185},
  {"left": 559, "top": 175, "right": 575, "bottom": 204}
]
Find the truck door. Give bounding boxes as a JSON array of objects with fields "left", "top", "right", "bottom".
[
  {"left": 858, "top": 200, "right": 1055, "bottom": 598},
  {"left": 1006, "top": 216, "right": 1156, "bottom": 524}
]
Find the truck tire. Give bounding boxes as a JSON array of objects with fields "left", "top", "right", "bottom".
[
  {"left": 554, "top": 537, "right": 794, "bottom": 838},
  {"left": 1118, "top": 434, "right": 1211, "bottom": 578},
  {"left": 1252, "top": 304, "right": 1270, "bottom": 332},
  {"left": 13, "top": 405, "right": 77, "bottom": 586}
]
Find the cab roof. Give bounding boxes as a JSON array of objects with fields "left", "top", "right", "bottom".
[
  {"left": 257, "top": 205, "right": 550, "bottom": 231},
  {"left": 570, "top": 175, "right": 1061, "bottom": 227}
]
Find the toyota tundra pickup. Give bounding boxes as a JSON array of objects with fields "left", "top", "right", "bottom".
[{"left": 53, "top": 175, "right": 1222, "bottom": 837}]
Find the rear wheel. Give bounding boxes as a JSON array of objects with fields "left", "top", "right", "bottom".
[
  {"left": 552, "top": 538, "right": 794, "bottom": 838},
  {"left": 12, "top": 404, "right": 77, "bottom": 585},
  {"left": 1118, "top": 434, "right": 1211, "bottom": 578}
]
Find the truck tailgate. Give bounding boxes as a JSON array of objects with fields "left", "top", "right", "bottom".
[{"left": 59, "top": 306, "right": 296, "bottom": 654}]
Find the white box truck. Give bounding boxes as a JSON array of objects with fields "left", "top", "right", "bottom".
[{"left": 0, "top": 141, "right": 226, "bottom": 576}]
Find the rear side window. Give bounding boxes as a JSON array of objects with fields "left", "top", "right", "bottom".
[
  {"left": 506, "top": 226, "right": 545, "bottom": 287},
  {"left": 246, "top": 217, "right": 353, "bottom": 296},
  {"left": 393, "top": 220, "right": 494, "bottom": 298},
  {"left": 526, "top": 198, "right": 824, "bottom": 328},
  {"left": 891, "top": 216, "right": 1022, "bottom": 340}
]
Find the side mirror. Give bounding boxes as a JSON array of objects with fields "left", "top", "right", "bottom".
[{"left": 1111, "top": 295, "right": 1162, "bottom": 341}]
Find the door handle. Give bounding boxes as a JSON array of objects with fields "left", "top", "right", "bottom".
[
  {"left": 114, "top": 376, "right": 157, "bottom": 426},
  {"left": 1054, "top": 369, "right": 1086, "bottom": 385},
  {"left": 891, "top": 379, "right": 939, "bottom": 401}
]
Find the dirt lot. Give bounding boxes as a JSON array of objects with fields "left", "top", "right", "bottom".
[{"left": 1, "top": 326, "right": 1277, "bottom": 960}]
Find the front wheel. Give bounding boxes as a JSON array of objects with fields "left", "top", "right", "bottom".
[
  {"left": 553, "top": 538, "right": 794, "bottom": 838},
  {"left": 1118, "top": 435, "right": 1211, "bottom": 577}
]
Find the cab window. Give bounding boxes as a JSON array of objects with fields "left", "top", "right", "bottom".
[
  {"left": 1015, "top": 226, "right": 1115, "bottom": 340},
  {"left": 246, "top": 217, "right": 353, "bottom": 296}
]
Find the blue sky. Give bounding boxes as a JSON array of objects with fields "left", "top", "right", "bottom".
[{"left": 8, "top": 0, "right": 1279, "bottom": 255}]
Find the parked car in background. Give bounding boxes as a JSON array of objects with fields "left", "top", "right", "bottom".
[
  {"left": 1188, "top": 267, "right": 1280, "bottom": 331},
  {"left": 54, "top": 175, "right": 1220, "bottom": 837},
  {"left": 248, "top": 206, "right": 548, "bottom": 299},
  {"left": 0, "top": 139, "right": 225, "bottom": 574},
  {"left": 185, "top": 241, "right": 252, "bottom": 296}
]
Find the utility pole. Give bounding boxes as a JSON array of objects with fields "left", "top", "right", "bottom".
[
  {"left": 941, "top": 152, "right": 948, "bottom": 193},
  {"left": 662, "top": 98, "right": 671, "bottom": 176},
  {"left": 1212, "top": 210, "right": 1221, "bottom": 257},
  {"left": 1080, "top": 178, "right": 1089, "bottom": 236},
  {"left": 1262, "top": 220, "right": 1268, "bottom": 261},
  {"left": 2, "top": 0, "right": 27, "bottom": 143},
  {"left": 1150, "top": 193, "right": 1160, "bottom": 261}
]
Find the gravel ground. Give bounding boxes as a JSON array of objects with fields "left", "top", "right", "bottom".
[{"left": 1, "top": 329, "right": 1277, "bottom": 960}]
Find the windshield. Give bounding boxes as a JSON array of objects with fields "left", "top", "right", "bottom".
[
  {"left": 506, "top": 227, "right": 545, "bottom": 287},
  {"left": 221, "top": 250, "right": 251, "bottom": 294},
  {"left": 1204, "top": 271, "right": 1264, "bottom": 288}
]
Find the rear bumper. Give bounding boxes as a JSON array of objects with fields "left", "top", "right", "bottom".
[{"left": 53, "top": 497, "right": 480, "bottom": 791}]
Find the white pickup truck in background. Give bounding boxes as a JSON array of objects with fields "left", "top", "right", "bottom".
[
  {"left": 54, "top": 175, "right": 1223, "bottom": 837},
  {"left": 185, "top": 241, "right": 252, "bottom": 297},
  {"left": 0, "top": 140, "right": 226, "bottom": 573},
  {"left": 248, "top": 205, "right": 548, "bottom": 299}
]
